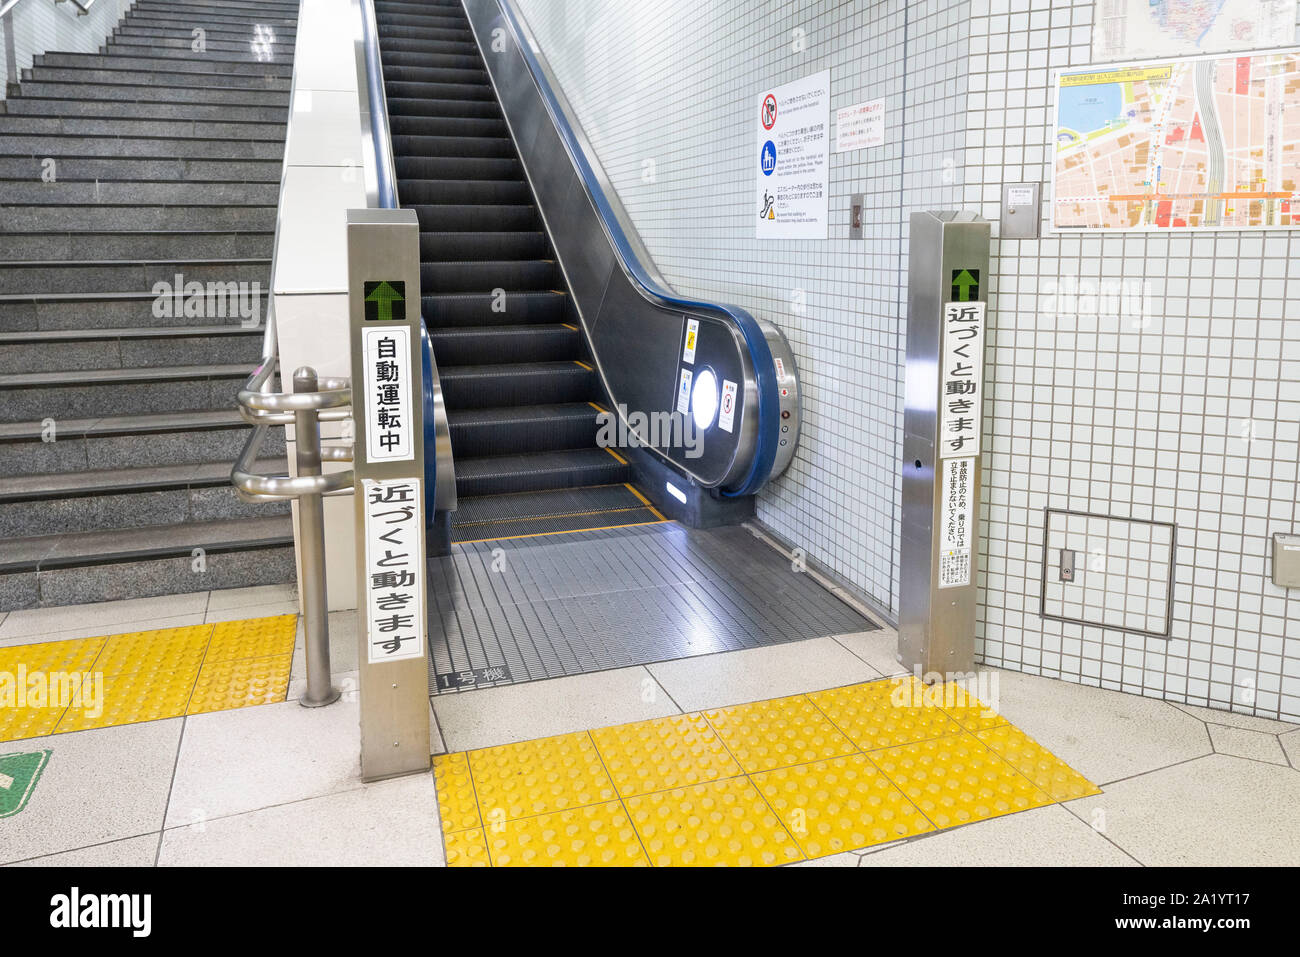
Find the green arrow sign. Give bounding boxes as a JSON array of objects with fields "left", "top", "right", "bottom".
[
  {"left": 952, "top": 269, "right": 980, "bottom": 302},
  {"left": 364, "top": 280, "right": 406, "bottom": 323},
  {"left": 0, "top": 750, "right": 51, "bottom": 819}
]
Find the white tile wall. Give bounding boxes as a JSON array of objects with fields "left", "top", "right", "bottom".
[
  {"left": 517, "top": 0, "right": 1300, "bottom": 722},
  {"left": 0, "top": 0, "right": 135, "bottom": 97}
]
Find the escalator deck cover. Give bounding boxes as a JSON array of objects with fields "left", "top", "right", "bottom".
[{"left": 428, "top": 524, "right": 876, "bottom": 692}]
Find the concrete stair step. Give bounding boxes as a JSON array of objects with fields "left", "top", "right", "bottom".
[
  {"left": 0, "top": 362, "right": 256, "bottom": 422},
  {"left": 14, "top": 80, "right": 291, "bottom": 106},
  {"left": 0, "top": 516, "right": 296, "bottom": 609},
  {"left": 0, "top": 259, "right": 269, "bottom": 295},
  {"left": 4, "top": 96, "right": 288, "bottom": 123},
  {"left": 0, "top": 230, "right": 273, "bottom": 262},
  {"left": 0, "top": 154, "right": 281, "bottom": 181},
  {"left": 0, "top": 289, "right": 270, "bottom": 331},
  {"left": 0, "top": 132, "right": 284, "bottom": 160},
  {"left": 0, "top": 325, "right": 264, "bottom": 373},
  {"left": 101, "top": 40, "right": 293, "bottom": 67},
  {"left": 0, "top": 114, "right": 288, "bottom": 140},
  {"left": 0, "top": 178, "right": 279, "bottom": 204},
  {"left": 34, "top": 51, "right": 294, "bottom": 77},
  {"left": 0, "top": 458, "right": 289, "bottom": 537},
  {"left": 0, "top": 409, "right": 283, "bottom": 476},
  {"left": 24, "top": 65, "right": 291, "bottom": 90}
]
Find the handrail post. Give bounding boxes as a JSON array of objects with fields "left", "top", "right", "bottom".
[{"left": 294, "top": 366, "right": 342, "bottom": 708}]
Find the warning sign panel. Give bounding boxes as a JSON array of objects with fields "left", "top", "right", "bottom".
[
  {"left": 756, "top": 70, "right": 830, "bottom": 240},
  {"left": 939, "top": 457, "right": 975, "bottom": 589}
]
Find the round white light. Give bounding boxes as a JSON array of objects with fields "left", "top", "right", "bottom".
[{"left": 691, "top": 368, "right": 719, "bottom": 431}]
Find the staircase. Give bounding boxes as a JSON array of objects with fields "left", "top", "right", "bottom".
[
  {"left": 375, "top": 0, "right": 663, "bottom": 543},
  {"left": 0, "top": 0, "right": 299, "bottom": 609}
]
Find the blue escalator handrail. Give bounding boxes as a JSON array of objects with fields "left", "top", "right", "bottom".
[
  {"left": 495, "top": 1, "right": 779, "bottom": 498},
  {"left": 359, "top": 0, "right": 440, "bottom": 521}
]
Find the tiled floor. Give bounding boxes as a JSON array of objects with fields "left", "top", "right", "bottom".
[{"left": 1, "top": 584, "right": 1298, "bottom": 866}]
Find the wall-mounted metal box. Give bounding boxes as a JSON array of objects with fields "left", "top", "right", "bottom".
[{"left": 1274, "top": 533, "right": 1300, "bottom": 588}]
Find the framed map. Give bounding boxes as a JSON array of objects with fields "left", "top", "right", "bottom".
[
  {"left": 1052, "top": 49, "right": 1300, "bottom": 231},
  {"left": 1093, "top": 0, "right": 1296, "bottom": 62}
]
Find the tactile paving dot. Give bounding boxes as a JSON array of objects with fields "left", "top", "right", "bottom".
[
  {"left": 485, "top": 801, "right": 650, "bottom": 867},
  {"left": 976, "top": 724, "right": 1101, "bottom": 801},
  {"left": 0, "top": 707, "right": 65, "bottom": 744},
  {"left": 624, "top": 777, "right": 804, "bottom": 867},
  {"left": 206, "top": 615, "right": 298, "bottom": 662},
  {"left": 808, "top": 677, "right": 964, "bottom": 750},
  {"left": 751, "top": 753, "right": 933, "bottom": 857},
  {"left": 433, "top": 752, "right": 483, "bottom": 834},
  {"left": 870, "top": 732, "right": 1053, "bottom": 829},
  {"left": 187, "top": 655, "right": 292, "bottom": 714},
  {"left": 935, "top": 680, "right": 1008, "bottom": 732},
  {"left": 444, "top": 828, "right": 491, "bottom": 867},
  {"left": 590, "top": 713, "right": 743, "bottom": 796},
  {"left": 468, "top": 732, "right": 616, "bottom": 820},
  {"left": 95, "top": 626, "right": 212, "bottom": 677},
  {"left": 703, "top": 694, "right": 856, "bottom": 773},
  {"left": 0, "top": 636, "right": 107, "bottom": 676},
  {"left": 55, "top": 667, "right": 199, "bottom": 733}
]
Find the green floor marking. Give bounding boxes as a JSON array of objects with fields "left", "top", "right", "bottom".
[{"left": 0, "top": 750, "right": 52, "bottom": 819}]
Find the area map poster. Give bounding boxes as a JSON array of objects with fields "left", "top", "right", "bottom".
[
  {"left": 1051, "top": 48, "right": 1300, "bottom": 232},
  {"left": 1092, "top": 0, "right": 1297, "bottom": 62}
]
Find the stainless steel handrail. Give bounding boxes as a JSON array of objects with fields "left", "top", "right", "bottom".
[
  {"left": 358, "top": 0, "right": 457, "bottom": 518},
  {"left": 1, "top": 0, "right": 96, "bottom": 19}
]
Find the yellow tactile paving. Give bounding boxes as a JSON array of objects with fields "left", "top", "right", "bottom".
[
  {"left": 935, "top": 680, "right": 1009, "bottom": 732},
  {"left": 468, "top": 732, "right": 616, "bottom": 821},
  {"left": 433, "top": 752, "right": 483, "bottom": 834},
  {"left": 0, "top": 636, "right": 106, "bottom": 675},
  {"left": 625, "top": 777, "right": 804, "bottom": 867},
  {"left": 206, "top": 615, "right": 298, "bottom": 662},
  {"left": 809, "top": 677, "right": 965, "bottom": 750},
  {"left": 187, "top": 654, "right": 293, "bottom": 715},
  {"left": 0, "top": 615, "right": 297, "bottom": 743},
  {"left": 0, "top": 707, "right": 65, "bottom": 742},
  {"left": 704, "top": 694, "right": 856, "bottom": 772},
  {"left": 95, "top": 625, "right": 211, "bottom": 677},
  {"left": 444, "top": 828, "right": 491, "bottom": 867},
  {"left": 752, "top": 753, "right": 934, "bottom": 857},
  {"left": 433, "top": 675, "right": 1101, "bottom": 866},
  {"left": 976, "top": 724, "right": 1102, "bottom": 801},
  {"left": 590, "top": 713, "right": 743, "bottom": 796},
  {"left": 56, "top": 667, "right": 197, "bottom": 733},
  {"left": 871, "top": 732, "right": 1055, "bottom": 829},
  {"left": 485, "top": 801, "right": 650, "bottom": 867}
]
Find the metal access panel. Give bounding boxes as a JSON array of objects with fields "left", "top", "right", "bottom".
[
  {"left": 347, "top": 208, "right": 431, "bottom": 782},
  {"left": 899, "top": 211, "right": 991, "bottom": 678}
]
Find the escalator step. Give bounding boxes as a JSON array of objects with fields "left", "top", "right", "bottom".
[
  {"left": 394, "top": 134, "right": 516, "bottom": 159},
  {"left": 447, "top": 403, "right": 602, "bottom": 458},
  {"left": 399, "top": 178, "right": 530, "bottom": 205},
  {"left": 389, "top": 114, "right": 507, "bottom": 138},
  {"left": 455, "top": 448, "right": 631, "bottom": 498},
  {"left": 386, "top": 96, "right": 501, "bottom": 120},
  {"left": 429, "top": 324, "right": 579, "bottom": 366},
  {"left": 421, "top": 259, "right": 556, "bottom": 294},
  {"left": 396, "top": 155, "right": 521, "bottom": 180},
  {"left": 422, "top": 290, "right": 566, "bottom": 327},
  {"left": 409, "top": 203, "right": 539, "bottom": 232},
  {"left": 439, "top": 361, "right": 596, "bottom": 409},
  {"left": 421, "top": 230, "right": 548, "bottom": 262}
]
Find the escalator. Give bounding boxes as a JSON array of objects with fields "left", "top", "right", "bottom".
[
  {"left": 361, "top": 0, "right": 870, "bottom": 691},
  {"left": 375, "top": 0, "right": 661, "bottom": 542}
]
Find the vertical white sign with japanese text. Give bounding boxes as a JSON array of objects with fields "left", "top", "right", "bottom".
[
  {"left": 756, "top": 70, "right": 830, "bottom": 239},
  {"left": 363, "top": 478, "right": 425, "bottom": 664},
  {"left": 363, "top": 325, "right": 413, "bottom": 463},
  {"left": 939, "top": 301, "right": 985, "bottom": 459},
  {"left": 939, "top": 457, "right": 974, "bottom": 589}
]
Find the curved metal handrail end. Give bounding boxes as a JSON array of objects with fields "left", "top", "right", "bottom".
[{"left": 232, "top": 468, "right": 356, "bottom": 500}]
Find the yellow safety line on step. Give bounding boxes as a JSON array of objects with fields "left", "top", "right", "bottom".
[
  {"left": 624, "top": 483, "right": 666, "bottom": 521},
  {"left": 574, "top": 360, "right": 594, "bottom": 371},
  {"left": 604, "top": 447, "right": 628, "bottom": 465},
  {"left": 457, "top": 518, "right": 669, "bottom": 546}
]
